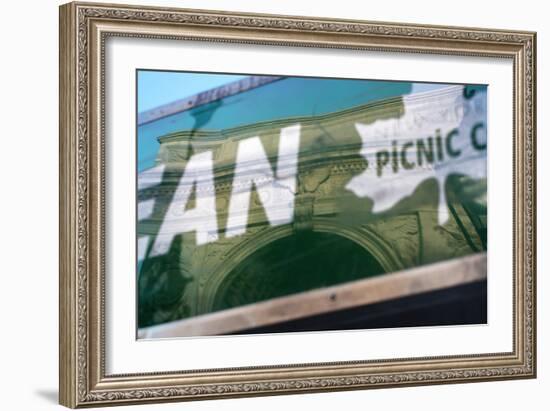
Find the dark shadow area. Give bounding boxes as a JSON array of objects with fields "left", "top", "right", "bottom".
[
  {"left": 229, "top": 279, "right": 487, "bottom": 335},
  {"left": 214, "top": 232, "right": 386, "bottom": 312}
]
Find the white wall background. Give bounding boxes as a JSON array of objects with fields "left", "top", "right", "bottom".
[{"left": 0, "top": 0, "right": 546, "bottom": 409}]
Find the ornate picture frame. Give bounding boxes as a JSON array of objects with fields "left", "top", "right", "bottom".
[{"left": 59, "top": 1, "right": 536, "bottom": 408}]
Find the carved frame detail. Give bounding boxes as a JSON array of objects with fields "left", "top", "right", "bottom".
[{"left": 59, "top": 2, "right": 536, "bottom": 407}]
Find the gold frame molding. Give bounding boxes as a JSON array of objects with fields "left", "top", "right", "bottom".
[{"left": 59, "top": 1, "right": 536, "bottom": 408}]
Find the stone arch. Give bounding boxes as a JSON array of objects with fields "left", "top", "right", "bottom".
[{"left": 198, "top": 219, "right": 404, "bottom": 315}]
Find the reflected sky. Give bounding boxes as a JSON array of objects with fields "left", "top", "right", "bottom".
[{"left": 138, "top": 71, "right": 247, "bottom": 112}]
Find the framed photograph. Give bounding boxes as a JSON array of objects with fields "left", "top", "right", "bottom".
[{"left": 59, "top": 1, "right": 536, "bottom": 408}]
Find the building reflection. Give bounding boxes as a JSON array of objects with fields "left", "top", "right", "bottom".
[{"left": 136, "top": 75, "right": 487, "bottom": 335}]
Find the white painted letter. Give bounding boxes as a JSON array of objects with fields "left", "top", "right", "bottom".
[
  {"left": 226, "top": 124, "right": 301, "bottom": 238},
  {"left": 151, "top": 151, "right": 218, "bottom": 255},
  {"left": 136, "top": 164, "right": 165, "bottom": 262}
]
